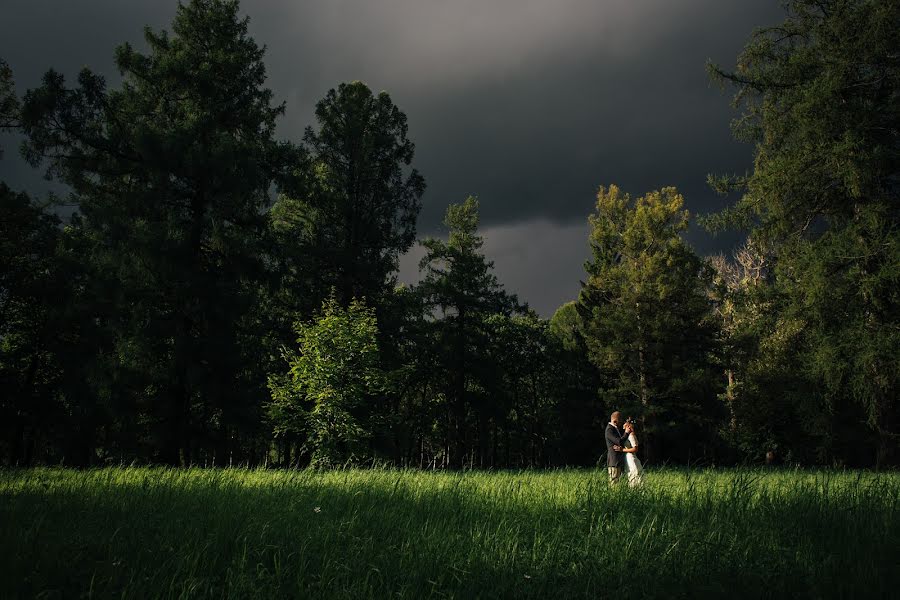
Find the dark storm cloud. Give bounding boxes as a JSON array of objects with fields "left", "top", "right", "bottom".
[
  {"left": 243, "top": 0, "right": 784, "bottom": 230},
  {"left": 0, "top": 0, "right": 786, "bottom": 315}
]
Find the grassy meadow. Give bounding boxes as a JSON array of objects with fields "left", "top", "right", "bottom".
[{"left": 1, "top": 467, "right": 898, "bottom": 598}]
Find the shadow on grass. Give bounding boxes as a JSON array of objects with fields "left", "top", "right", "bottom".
[{"left": 1, "top": 468, "right": 898, "bottom": 598}]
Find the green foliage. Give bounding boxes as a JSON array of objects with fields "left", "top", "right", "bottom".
[
  {"left": 0, "top": 184, "right": 62, "bottom": 463},
  {"left": 265, "top": 82, "right": 425, "bottom": 464},
  {"left": 548, "top": 301, "right": 605, "bottom": 464},
  {"left": 708, "top": 0, "right": 900, "bottom": 464},
  {"left": 4, "top": 0, "right": 897, "bottom": 470},
  {"left": 579, "top": 185, "right": 722, "bottom": 462},
  {"left": 0, "top": 181, "right": 112, "bottom": 466},
  {"left": 548, "top": 300, "right": 584, "bottom": 353},
  {"left": 268, "top": 296, "right": 383, "bottom": 467},
  {"left": 708, "top": 244, "right": 828, "bottom": 463},
  {"left": 0, "top": 58, "right": 19, "bottom": 157},
  {"left": 18, "top": 0, "right": 298, "bottom": 464},
  {"left": 413, "top": 196, "right": 524, "bottom": 466},
  {"left": 279, "top": 80, "right": 425, "bottom": 309},
  {"left": 417, "top": 197, "right": 520, "bottom": 319},
  {"left": 481, "top": 312, "right": 561, "bottom": 466}
]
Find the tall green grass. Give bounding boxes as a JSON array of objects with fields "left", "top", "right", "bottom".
[{"left": 1, "top": 467, "right": 898, "bottom": 598}]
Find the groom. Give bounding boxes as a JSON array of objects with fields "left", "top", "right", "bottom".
[{"left": 605, "top": 411, "right": 630, "bottom": 484}]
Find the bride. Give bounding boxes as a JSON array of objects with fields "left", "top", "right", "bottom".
[{"left": 621, "top": 420, "right": 643, "bottom": 487}]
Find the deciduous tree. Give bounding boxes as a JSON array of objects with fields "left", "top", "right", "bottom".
[{"left": 267, "top": 296, "right": 383, "bottom": 468}]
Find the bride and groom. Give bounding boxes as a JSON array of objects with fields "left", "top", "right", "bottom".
[{"left": 605, "top": 411, "right": 643, "bottom": 487}]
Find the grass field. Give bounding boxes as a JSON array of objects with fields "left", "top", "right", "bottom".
[{"left": 1, "top": 467, "right": 898, "bottom": 598}]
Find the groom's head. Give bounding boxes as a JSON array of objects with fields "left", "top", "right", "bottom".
[{"left": 610, "top": 411, "right": 621, "bottom": 427}]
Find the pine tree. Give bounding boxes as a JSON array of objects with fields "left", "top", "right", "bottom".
[
  {"left": 19, "top": 0, "right": 298, "bottom": 464},
  {"left": 277, "top": 81, "right": 425, "bottom": 311},
  {"left": 708, "top": 0, "right": 899, "bottom": 464},
  {"left": 0, "top": 58, "right": 19, "bottom": 156},
  {"left": 415, "top": 197, "right": 521, "bottom": 467},
  {"left": 578, "top": 186, "right": 722, "bottom": 463}
]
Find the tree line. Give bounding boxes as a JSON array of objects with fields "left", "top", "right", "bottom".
[{"left": 1, "top": 0, "right": 897, "bottom": 468}]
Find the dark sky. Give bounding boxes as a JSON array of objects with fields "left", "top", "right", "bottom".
[{"left": 0, "top": 0, "right": 785, "bottom": 316}]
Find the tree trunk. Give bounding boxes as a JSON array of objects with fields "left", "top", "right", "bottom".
[
  {"left": 11, "top": 421, "right": 25, "bottom": 467},
  {"left": 18, "top": 351, "right": 42, "bottom": 466},
  {"left": 635, "top": 301, "right": 651, "bottom": 463},
  {"left": 876, "top": 398, "right": 898, "bottom": 468},
  {"left": 163, "top": 186, "right": 207, "bottom": 466},
  {"left": 491, "top": 421, "right": 498, "bottom": 469},
  {"left": 726, "top": 369, "right": 737, "bottom": 432},
  {"left": 450, "top": 310, "right": 467, "bottom": 468}
]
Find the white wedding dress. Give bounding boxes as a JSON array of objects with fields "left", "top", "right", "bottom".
[{"left": 624, "top": 433, "right": 644, "bottom": 488}]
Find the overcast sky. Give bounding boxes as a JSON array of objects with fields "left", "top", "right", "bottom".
[{"left": 0, "top": 0, "right": 786, "bottom": 316}]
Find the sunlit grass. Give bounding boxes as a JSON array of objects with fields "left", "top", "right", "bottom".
[{"left": 1, "top": 467, "right": 898, "bottom": 598}]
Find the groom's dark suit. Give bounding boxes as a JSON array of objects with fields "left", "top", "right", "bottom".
[{"left": 605, "top": 423, "right": 629, "bottom": 482}]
